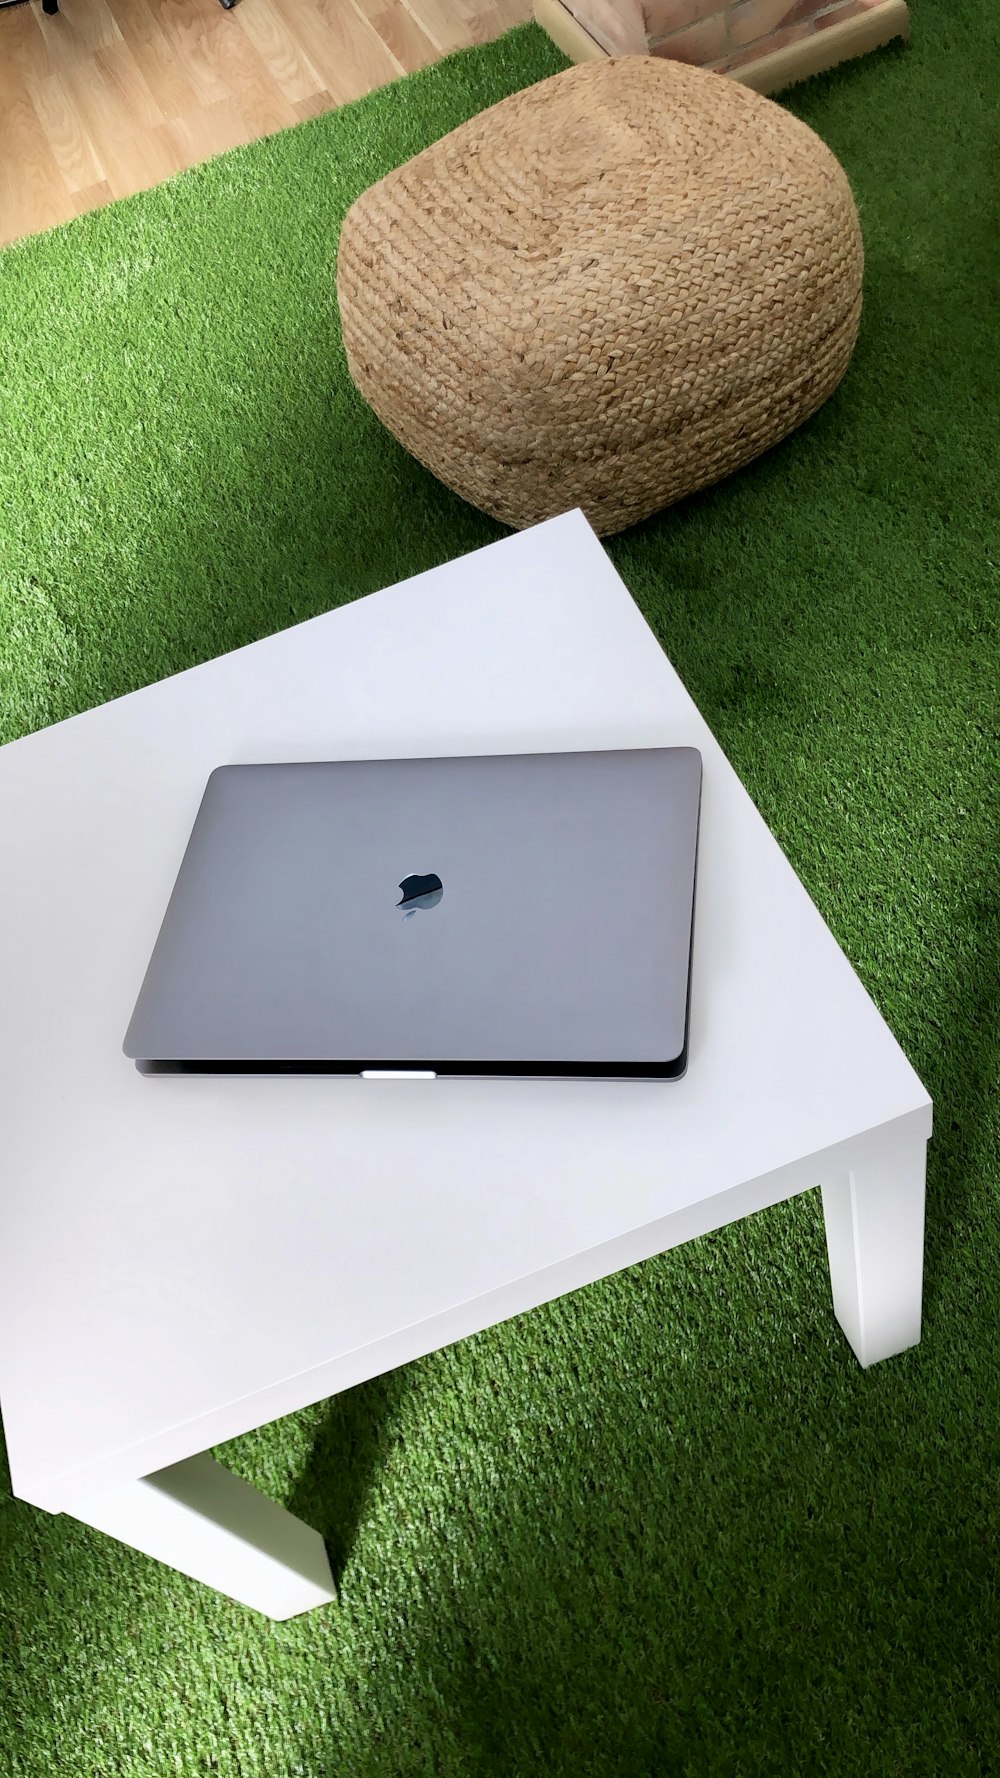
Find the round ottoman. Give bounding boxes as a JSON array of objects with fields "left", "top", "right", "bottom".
[{"left": 336, "top": 56, "right": 863, "bottom": 538}]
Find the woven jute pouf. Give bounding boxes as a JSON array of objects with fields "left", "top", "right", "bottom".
[{"left": 336, "top": 56, "right": 863, "bottom": 538}]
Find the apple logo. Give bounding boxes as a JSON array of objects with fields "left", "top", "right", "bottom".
[{"left": 397, "top": 872, "right": 443, "bottom": 920}]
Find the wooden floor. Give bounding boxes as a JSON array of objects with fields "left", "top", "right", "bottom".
[{"left": 0, "top": 0, "right": 531, "bottom": 247}]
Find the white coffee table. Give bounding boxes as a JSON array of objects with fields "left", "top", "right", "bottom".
[{"left": 0, "top": 512, "right": 931, "bottom": 1620}]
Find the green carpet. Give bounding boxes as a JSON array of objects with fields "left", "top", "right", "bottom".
[{"left": 1, "top": 4, "right": 998, "bottom": 1773}]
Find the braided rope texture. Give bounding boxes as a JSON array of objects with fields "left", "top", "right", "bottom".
[{"left": 336, "top": 55, "right": 864, "bottom": 538}]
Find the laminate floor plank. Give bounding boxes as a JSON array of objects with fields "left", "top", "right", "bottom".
[
  {"left": 23, "top": 68, "right": 107, "bottom": 194},
  {"left": 112, "top": 0, "right": 206, "bottom": 123},
  {"left": 0, "top": 82, "right": 75, "bottom": 244},
  {"left": 352, "top": 0, "right": 438, "bottom": 68},
  {"left": 234, "top": 0, "right": 325, "bottom": 106},
  {"left": 0, "top": 0, "right": 533, "bottom": 246}
]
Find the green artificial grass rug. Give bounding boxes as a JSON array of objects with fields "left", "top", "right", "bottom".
[{"left": 1, "top": 5, "right": 999, "bottom": 1774}]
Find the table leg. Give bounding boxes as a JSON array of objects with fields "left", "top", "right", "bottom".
[
  {"left": 64, "top": 1451, "right": 336, "bottom": 1618},
  {"left": 821, "top": 1122, "right": 927, "bottom": 1368}
]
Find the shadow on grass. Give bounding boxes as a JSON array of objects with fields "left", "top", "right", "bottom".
[
  {"left": 912, "top": 848, "right": 1000, "bottom": 1326},
  {"left": 287, "top": 1222, "right": 999, "bottom": 1778},
  {"left": 286, "top": 1368, "right": 410, "bottom": 1585}
]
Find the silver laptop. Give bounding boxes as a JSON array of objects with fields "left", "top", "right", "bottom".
[{"left": 123, "top": 748, "right": 702, "bottom": 1079}]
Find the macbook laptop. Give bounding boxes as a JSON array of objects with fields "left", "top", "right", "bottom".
[{"left": 123, "top": 747, "right": 702, "bottom": 1079}]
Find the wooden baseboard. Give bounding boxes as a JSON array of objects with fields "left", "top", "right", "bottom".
[
  {"left": 533, "top": 0, "right": 911, "bottom": 92},
  {"left": 726, "top": 1, "right": 910, "bottom": 95},
  {"left": 532, "top": 0, "right": 608, "bottom": 63}
]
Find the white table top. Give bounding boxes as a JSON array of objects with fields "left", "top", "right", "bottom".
[{"left": 0, "top": 513, "right": 930, "bottom": 1511}]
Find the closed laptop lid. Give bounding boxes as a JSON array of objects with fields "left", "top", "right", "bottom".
[{"left": 123, "top": 748, "right": 702, "bottom": 1077}]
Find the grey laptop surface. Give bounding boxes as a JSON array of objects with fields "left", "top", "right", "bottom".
[{"left": 123, "top": 748, "right": 702, "bottom": 1079}]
